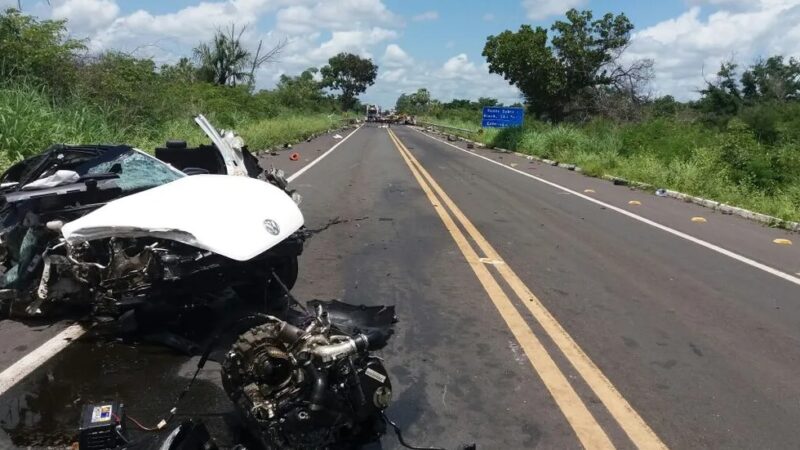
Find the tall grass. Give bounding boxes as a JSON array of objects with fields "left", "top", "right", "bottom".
[
  {"left": 423, "top": 115, "right": 800, "bottom": 222},
  {"left": 0, "top": 85, "right": 344, "bottom": 165}
]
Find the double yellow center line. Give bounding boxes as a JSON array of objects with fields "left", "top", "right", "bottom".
[{"left": 387, "top": 129, "right": 666, "bottom": 449}]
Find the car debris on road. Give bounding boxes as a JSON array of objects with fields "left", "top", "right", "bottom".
[{"left": 0, "top": 120, "right": 477, "bottom": 450}]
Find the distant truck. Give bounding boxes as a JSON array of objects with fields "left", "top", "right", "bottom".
[{"left": 366, "top": 105, "right": 379, "bottom": 122}]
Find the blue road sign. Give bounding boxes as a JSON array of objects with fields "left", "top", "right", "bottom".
[{"left": 481, "top": 107, "right": 524, "bottom": 128}]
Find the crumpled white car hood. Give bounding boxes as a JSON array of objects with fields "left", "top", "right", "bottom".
[{"left": 61, "top": 174, "right": 304, "bottom": 261}]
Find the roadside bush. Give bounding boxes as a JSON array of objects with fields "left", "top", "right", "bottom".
[
  {"left": 0, "top": 84, "right": 126, "bottom": 160},
  {"left": 0, "top": 83, "right": 343, "bottom": 159},
  {"left": 739, "top": 104, "right": 781, "bottom": 145},
  {"left": 0, "top": 8, "right": 84, "bottom": 95},
  {"left": 424, "top": 113, "right": 800, "bottom": 221},
  {"left": 0, "top": 9, "right": 351, "bottom": 167}
]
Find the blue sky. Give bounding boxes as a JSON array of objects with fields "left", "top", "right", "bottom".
[{"left": 8, "top": 0, "right": 800, "bottom": 107}]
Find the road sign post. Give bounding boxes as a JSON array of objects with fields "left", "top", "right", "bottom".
[{"left": 481, "top": 107, "right": 524, "bottom": 128}]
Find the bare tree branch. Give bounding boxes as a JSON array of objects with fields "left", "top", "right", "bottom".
[{"left": 249, "top": 37, "right": 288, "bottom": 84}]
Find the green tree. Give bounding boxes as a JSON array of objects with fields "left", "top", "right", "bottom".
[
  {"left": 650, "top": 95, "right": 679, "bottom": 117},
  {"left": 444, "top": 99, "right": 472, "bottom": 109},
  {"left": 395, "top": 93, "right": 412, "bottom": 113},
  {"left": 0, "top": 8, "right": 85, "bottom": 94},
  {"left": 741, "top": 56, "right": 800, "bottom": 102},
  {"left": 274, "top": 68, "right": 332, "bottom": 111},
  {"left": 477, "top": 97, "right": 499, "bottom": 108},
  {"left": 160, "top": 57, "right": 197, "bottom": 83},
  {"left": 482, "top": 9, "right": 642, "bottom": 121},
  {"left": 320, "top": 53, "right": 378, "bottom": 110},
  {"left": 696, "top": 61, "right": 741, "bottom": 124},
  {"left": 410, "top": 88, "right": 430, "bottom": 110},
  {"left": 395, "top": 88, "right": 432, "bottom": 114},
  {"left": 77, "top": 52, "right": 165, "bottom": 125},
  {"left": 193, "top": 25, "right": 252, "bottom": 86}
]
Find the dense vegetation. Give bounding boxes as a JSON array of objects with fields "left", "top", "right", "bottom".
[
  {"left": 0, "top": 9, "right": 376, "bottom": 167},
  {"left": 396, "top": 9, "right": 800, "bottom": 222}
]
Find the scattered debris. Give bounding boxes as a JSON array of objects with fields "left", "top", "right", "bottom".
[
  {"left": 584, "top": 189, "right": 596, "bottom": 194},
  {"left": 284, "top": 143, "right": 292, "bottom": 149},
  {"left": 466, "top": 142, "right": 474, "bottom": 149},
  {"left": 289, "top": 152, "right": 300, "bottom": 161},
  {"left": 773, "top": 238, "right": 792, "bottom": 246},
  {"left": 655, "top": 188, "right": 668, "bottom": 197},
  {"left": 333, "top": 134, "right": 343, "bottom": 139},
  {"left": 691, "top": 217, "right": 707, "bottom": 223},
  {"left": 222, "top": 299, "right": 396, "bottom": 449},
  {"left": 510, "top": 163, "right": 518, "bottom": 168},
  {"left": 628, "top": 200, "right": 642, "bottom": 206}
]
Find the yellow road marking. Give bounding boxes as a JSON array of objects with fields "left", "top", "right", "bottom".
[
  {"left": 389, "top": 129, "right": 667, "bottom": 449},
  {"left": 628, "top": 200, "right": 642, "bottom": 206},
  {"left": 387, "top": 130, "right": 615, "bottom": 449},
  {"left": 773, "top": 238, "right": 792, "bottom": 246},
  {"left": 478, "top": 257, "right": 505, "bottom": 265},
  {"left": 691, "top": 217, "right": 707, "bottom": 223}
]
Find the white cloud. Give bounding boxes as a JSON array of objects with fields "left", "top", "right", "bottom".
[
  {"left": 276, "top": 0, "right": 397, "bottom": 34},
  {"left": 412, "top": 10, "right": 438, "bottom": 22},
  {"left": 382, "top": 43, "right": 413, "bottom": 67},
  {"left": 626, "top": 1, "right": 800, "bottom": 99},
  {"left": 441, "top": 53, "right": 475, "bottom": 76},
  {"left": 51, "top": 0, "right": 119, "bottom": 34},
  {"left": 521, "top": 0, "right": 587, "bottom": 20},
  {"left": 306, "top": 27, "right": 397, "bottom": 62},
  {"left": 482, "top": 13, "right": 495, "bottom": 21},
  {"left": 82, "top": 0, "right": 280, "bottom": 56},
  {"left": 20, "top": 0, "right": 518, "bottom": 107},
  {"left": 370, "top": 51, "right": 520, "bottom": 107}
]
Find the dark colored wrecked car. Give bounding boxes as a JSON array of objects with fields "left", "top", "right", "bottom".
[{"left": 0, "top": 116, "right": 304, "bottom": 326}]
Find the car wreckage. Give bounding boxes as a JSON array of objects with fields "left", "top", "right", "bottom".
[
  {"left": 0, "top": 115, "right": 304, "bottom": 327},
  {"left": 0, "top": 117, "right": 475, "bottom": 450}
]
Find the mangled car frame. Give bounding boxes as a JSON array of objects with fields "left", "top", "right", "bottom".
[{"left": 0, "top": 115, "right": 304, "bottom": 326}]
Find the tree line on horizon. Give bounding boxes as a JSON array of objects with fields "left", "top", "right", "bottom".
[{"left": 393, "top": 8, "right": 800, "bottom": 136}]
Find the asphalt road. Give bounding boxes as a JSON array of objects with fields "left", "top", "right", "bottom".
[{"left": 1, "top": 123, "right": 799, "bottom": 449}]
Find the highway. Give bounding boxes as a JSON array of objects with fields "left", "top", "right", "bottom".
[{"left": 1, "top": 123, "right": 799, "bottom": 448}]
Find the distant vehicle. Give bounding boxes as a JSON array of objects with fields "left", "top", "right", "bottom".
[{"left": 366, "top": 105, "right": 379, "bottom": 122}]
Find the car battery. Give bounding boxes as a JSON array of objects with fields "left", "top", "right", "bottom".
[{"left": 78, "top": 401, "right": 126, "bottom": 449}]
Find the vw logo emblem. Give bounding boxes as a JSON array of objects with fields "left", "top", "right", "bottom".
[{"left": 263, "top": 219, "right": 280, "bottom": 236}]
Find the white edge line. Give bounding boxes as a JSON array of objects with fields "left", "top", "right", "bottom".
[
  {"left": 410, "top": 127, "right": 800, "bottom": 287},
  {"left": 0, "top": 323, "right": 86, "bottom": 395},
  {"left": 287, "top": 125, "right": 362, "bottom": 182},
  {"left": 0, "top": 127, "right": 363, "bottom": 396}
]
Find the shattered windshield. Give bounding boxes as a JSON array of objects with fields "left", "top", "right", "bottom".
[
  {"left": 86, "top": 150, "right": 184, "bottom": 192},
  {"left": 2, "top": 146, "right": 184, "bottom": 193}
]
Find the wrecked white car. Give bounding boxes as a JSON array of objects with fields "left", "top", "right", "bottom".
[{"left": 0, "top": 116, "right": 304, "bottom": 327}]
